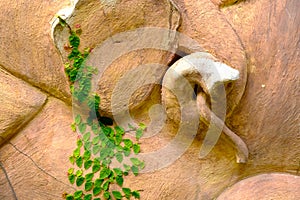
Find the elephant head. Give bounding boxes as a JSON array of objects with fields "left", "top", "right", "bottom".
[{"left": 51, "top": 0, "right": 248, "bottom": 163}]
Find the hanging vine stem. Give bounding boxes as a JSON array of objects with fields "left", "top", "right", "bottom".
[{"left": 58, "top": 17, "right": 145, "bottom": 200}]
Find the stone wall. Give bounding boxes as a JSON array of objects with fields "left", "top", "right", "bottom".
[{"left": 0, "top": 0, "right": 299, "bottom": 199}]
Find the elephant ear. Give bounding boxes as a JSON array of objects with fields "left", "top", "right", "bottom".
[{"left": 161, "top": 52, "right": 240, "bottom": 124}]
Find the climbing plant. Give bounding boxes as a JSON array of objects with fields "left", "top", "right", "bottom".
[{"left": 58, "top": 17, "right": 145, "bottom": 200}]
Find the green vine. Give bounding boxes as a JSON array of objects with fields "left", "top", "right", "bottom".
[{"left": 58, "top": 17, "right": 145, "bottom": 200}]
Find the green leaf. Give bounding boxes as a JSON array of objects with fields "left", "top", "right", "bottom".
[
  {"left": 94, "top": 178, "right": 104, "bottom": 187},
  {"left": 84, "top": 181, "right": 93, "bottom": 191},
  {"left": 132, "top": 191, "right": 140, "bottom": 199},
  {"left": 112, "top": 191, "right": 122, "bottom": 200},
  {"left": 77, "top": 139, "right": 83, "bottom": 148},
  {"left": 84, "top": 141, "right": 92, "bottom": 150},
  {"left": 94, "top": 198, "right": 101, "bottom": 200},
  {"left": 93, "top": 145, "right": 101, "bottom": 155},
  {"left": 99, "top": 168, "right": 111, "bottom": 179},
  {"left": 113, "top": 168, "right": 123, "bottom": 176},
  {"left": 83, "top": 150, "right": 91, "bottom": 160},
  {"left": 94, "top": 94, "right": 100, "bottom": 108},
  {"left": 123, "top": 139, "right": 133, "bottom": 148},
  {"left": 69, "top": 33, "right": 80, "bottom": 48},
  {"left": 76, "top": 170, "right": 83, "bottom": 177},
  {"left": 123, "top": 171, "right": 129, "bottom": 176},
  {"left": 85, "top": 173, "right": 94, "bottom": 182},
  {"left": 68, "top": 174, "right": 76, "bottom": 184},
  {"left": 91, "top": 123, "right": 99, "bottom": 134},
  {"left": 122, "top": 188, "right": 131, "bottom": 198},
  {"left": 75, "top": 114, "right": 81, "bottom": 125},
  {"left": 103, "top": 191, "right": 111, "bottom": 199},
  {"left": 102, "top": 158, "right": 111, "bottom": 166},
  {"left": 78, "top": 123, "right": 87, "bottom": 134},
  {"left": 115, "top": 152, "right": 123, "bottom": 163},
  {"left": 135, "top": 128, "right": 143, "bottom": 140},
  {"left": 92, "top": 136, "right": 101, "bottom": 145},
  {"left": 92, "top": 162, "right": 101, "bottom": 173},
  {"left": 123, "top": 164, "right": 131, "bottom": 172},
  {"left": 83, "top": 132, "right": 91, "bottom": 142},
  {"left": 123, "top": 147, "right": 131, "bottom": 157},
  {"left": 115, "top": 133, "right": 122, "bottom": 145},
  {"left": 115, "top": 126, "right": 124, "bottom": 135},
  {"left": 66, "top": 194, "right": 74, "bottom": 200},
  {"left": 76, "top": 176, "right": 85, "bottom": 187},
  {"left": 103, "top": 127, "right": 113, "bottom": 137},
  {"left": 74, "top": 190, "right": 83, "bottom": 199},
  {"left": 93, "top": 186, "right": 102, "bottom": 196},
  {"left": 139, "top": 123, "right": 146, "bottom": 130},
  {"left": 130, "top": 158, "right": 141, "bottom": 166},
  {"left": 68, "top": 168, "right": 74, "bottom": 175},
  {"left": 102, "top": 180, "right": 110, "bottom": 191},
  {"left": 76, "top": 157, "right": 83, "bottom": 168},
  {"left": 99, "top": 148, "right": 113, "bottom": 160},
  {"left": 133, "top": 144, "right": 140, "bottom": 154},
  {"left": 69, "top": 155, "right": 75, "bottom": 164},
  {"left": 71, "top": 123, "right": 76, "bottom": 132},
  {"left": 140, "top": 161, "right": 145, "bottom": 169},
  {"left": 116, "top": 145, "right": 123, "bottom": 152},
  {"left": 83, "top": 194, "right": 92, "bottom": 200},
  {"left": 116, "top": 176, "right": 123, "bottom": 187},
  {"left": 131, "top": 165, "right": 139, "bottom": 176},
  {"left": 84, "top": 160, "right": 93, "bottom": 170},
  {"left": 73, "top": 148, "right": 80, "bottom": 158}
]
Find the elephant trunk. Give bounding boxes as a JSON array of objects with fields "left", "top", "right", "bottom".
[{"left": 161, "top": 52, "right": 248, "bottom": 163}]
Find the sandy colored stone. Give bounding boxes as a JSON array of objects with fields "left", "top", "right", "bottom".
[
  {"left": 0, "top": 0, "right": 71, "bottom": 102},
  {"left": 211, "top": 0, "right": 242, "bottom": 7},
  {"left": 0, "top": 67, "right": 47, "bottom": 146},
  {"left": 53, "top": 0, "right": 180, "bottom": 115},
  {"left": 0, "top": 0, "right": 298, "bottom": 199},
  {"left": 0, "top": 162, "right": 16, "bottom": 200},
  {"left": 174, "top": 0, "right": 248, "bottom": 117},
  {"left": 0, "top": 98, "right": 76, "bottom": 199},
  {"left": 222, "top": 0, "right": 300, "bottom": 170},
  {"left": 217, "top": 173, "right": 300, "bottom": 199}
]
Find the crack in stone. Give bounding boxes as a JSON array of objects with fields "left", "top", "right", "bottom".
[
  {"left": 0, "top": 65, "right": 70, "bottom": 105},
  {"left": 0, "top": 98, "right": 49, "bottom": 148},
  {"left": 0, "top": 161, "right": 18, "bottom": 200},
  {"left": 8, "top": 142, "right": 76, "bottom": 190}
]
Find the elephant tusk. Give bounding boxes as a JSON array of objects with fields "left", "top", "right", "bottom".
[{"left": 162, "top": 52, "right": 248, "bottom": 163}]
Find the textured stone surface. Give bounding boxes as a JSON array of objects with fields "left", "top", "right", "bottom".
[
  {"left": 0, "top": 67, "right": 47, "bottom": 146},
  {"left": 223, "top": 0, "right": 300, "bottom": 171},
  {"left": 53, "top": 0, "right": 180, "bottom": 115},
  {"left": 0, "top": 98, "right": 76, "bottom": 199},
  {"left": 0, "top": 0, "right": 71, "bottom": 102},
  {"left": 211, "top": 0, "right": 242, "bottom": 7},
  {"left": 174, "top": 0, "right": 248, "bottom": 117},
  {"left": 0, "top": 0, "right": 298, "bottom": 199},
  {"left": 217, "top": 173, "right": 300, "bottom": 199}
]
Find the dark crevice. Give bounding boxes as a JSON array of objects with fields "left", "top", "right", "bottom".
[
  {"left": 193, "top": 84, "right": 198, "bottom": 100},
  {"left": 7, "top": 142, "right": 76, "bottom": 190},
  {"left": 0, "top": 161, "right": 18, "bottom": 200},
  {"left": 168, "top": 49, "right": 188, "bottom": 66}
]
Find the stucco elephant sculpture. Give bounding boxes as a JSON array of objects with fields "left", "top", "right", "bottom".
[
  {"left": 161, "top": 52, "right": 248, "bottom": 163},
  {"left": 52, "top": 0, "right": 248, "bottom": 163}
]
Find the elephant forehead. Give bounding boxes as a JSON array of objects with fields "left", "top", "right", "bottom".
[{"left": 170, "top": 52, "right": 240, "bottom": 91}]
